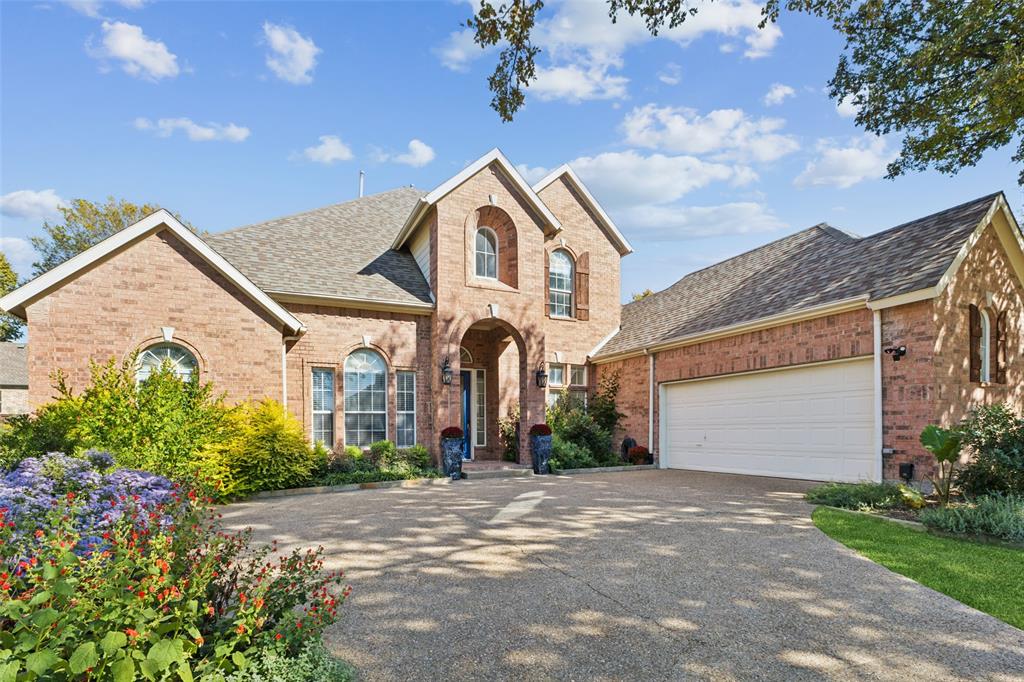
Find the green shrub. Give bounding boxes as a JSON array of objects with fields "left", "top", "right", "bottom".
[
  {"left": 547, "top": 404, "right": 613, "bottom": 464},
  {"left": 497, "top": 404, "right": 520, "bottom": 462},
  {"left": 222, "top": 640, "right": 354, "bottom": 682},
  {"left": 590, "top": 369, "right": 624, "bottom": 436},
  {"left": 920, "top": 494, "right": 1024, "bottom": 543},
  {"left": 210, "top": 399, "right": 320, "bottom": 497},
  {"left": 399, "top": 444, "right": 432, "bottom": 469},
  {"left": 0, "top": 399, "right": 84, "bottom": 468},
  {"left": 805, "top": 482, "right": 922, "bottom": 511},
  {"left": 549, "top": 435, "right": 598, "bottom": 470},
  {"left": 313, "top": 441, "right": 437, "bottom": 486},
  {"left": 956, "top": 404, "right": 1024, "bottom": 496},
  {"left": 368, "top": 440, "right": 398, "bottom": 467}
]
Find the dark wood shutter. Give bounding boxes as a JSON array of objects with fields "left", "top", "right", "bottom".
[
  {"left": 996, "top": 310, "right": 1008, "bottom": 383},
  {"left": 575, "top": 252, "right": 590, "bottom": 321},
  {"left": 969, "top": 304, "right": 982, "bottom": 382},
  {"left": 544, "top": 249, "right": 551, "bottom": 318}
]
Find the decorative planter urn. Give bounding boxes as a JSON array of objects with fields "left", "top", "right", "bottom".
[
  {"left": 440, "top": 427, "right": 464, "bottom": 479},
  {"left": 528, "top": 424, "right": 553, "bottom": 475}
]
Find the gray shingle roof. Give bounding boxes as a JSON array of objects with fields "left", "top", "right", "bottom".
[
  {"left": 597, "top": 192, "right": 1003, "bottom": 358},
  {"left": 205, "top": 187, "right": 432, "bottom": 306},
  {"left": 0, "top": 343, "right": 27, "bottom": 387}
]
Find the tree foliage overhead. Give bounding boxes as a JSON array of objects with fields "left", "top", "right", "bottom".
[
  {"left": 0, "top": 253, "right": 24, "bottom": 341},
  {"left": 29, "top": 197, "right": 191, "bottom": 277},
  {"left": 470, "top": 0, "right": 1024, "bottom": 185}
]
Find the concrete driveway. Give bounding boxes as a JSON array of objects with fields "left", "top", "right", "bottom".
[{"left": 222, "top": 470, "right": 1024, "bottom": 681}]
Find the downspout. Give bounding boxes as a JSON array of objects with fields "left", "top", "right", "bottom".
[
  {"left": 872, "top": 310, "right": 883, "bottom": 482},
  {"left": 282, "top": 333, "right": 302, "bottom": 407},
  {"left": 647, "top": 349, "right": 655, "bottom": 453}
]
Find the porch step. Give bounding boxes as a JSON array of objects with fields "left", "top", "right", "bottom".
[{"left": 461, "top": 468, "right": 535, "bottom": 480}]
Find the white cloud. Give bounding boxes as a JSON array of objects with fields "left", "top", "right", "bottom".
[
  {"left": 666, "top": 0, "right": 782, "bottom": 58},
  {"left": 795, "top": 136, "right": 895, "bottom": 189},
  {"left": 262, "top": 22, "right": 320, "bottom": 85},
  {"left": 134, "top": 117, "right": 250, "bottom": 142},
  {"left": 0, "top": 237, "right": 35, "bottom": 277},
  {"left": 763, "top": 83, "right": 795, "bottom": 106},
  {"left": 89, "top": 21, "right": 179, "bottom": 80},
  {"left": 515, "top": 164, "right": 550, "bottom": 184},
  {"left": 390, "top": 139, "right": 436, "bottom": 167},
  {"left": 435, "top": 29, "right": 482, "bottom": 72},
  {"left": 0, "top": 189, "right": 66, "bottom": 219},
  {"left": 63, "top": 0, "right": 146, "bottom": 18},
  {"left": 621, "top": 104, "right": 800, "bottom": 163},
  {"left": 531, "top": 61, "right": 629, "bottom": 102},
  {"left": 658, "top": 62, "right": 682, "bottom": 85},
  {"left": 301, "top": 135, "right": 353, "bottom": 164},
  {"left": 619, "top": 202, "right": 786, "bottom": 239}
]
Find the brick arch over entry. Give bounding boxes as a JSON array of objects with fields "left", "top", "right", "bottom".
[{"left": 465, "top": 205, "right": 518, "bottom": 289}]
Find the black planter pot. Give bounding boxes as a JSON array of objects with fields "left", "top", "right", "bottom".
[
  {"left": 530, "top": 434, "right": 553, "bottom": 475},
  {"left": 441, "top": 437, "right": 464, "bottom": 479}
]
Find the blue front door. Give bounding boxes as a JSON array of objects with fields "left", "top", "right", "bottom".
[{"left": 460, "top": 370, "right": 472, "bottom": 460}]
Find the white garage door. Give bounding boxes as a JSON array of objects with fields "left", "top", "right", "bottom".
[{"left": 661, "top": 358, "right": 876, "bottom": 482}]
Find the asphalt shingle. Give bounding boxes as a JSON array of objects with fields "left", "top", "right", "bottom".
[
  {"left": 597, "top": 192, "right": 1002, "bottom": 358},
  {"left": 0, "top": 342, "right": 28, "bottom": 387},
  {"left": 205, "top": 187, "right": 431, "bottom": 306}
]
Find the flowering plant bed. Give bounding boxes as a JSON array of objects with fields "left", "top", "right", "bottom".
[{"left": 0, "top": 452, "right": 351, "bottom": 680}]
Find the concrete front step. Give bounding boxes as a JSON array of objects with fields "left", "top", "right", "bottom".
[{"left": 461, "top": 467, "right": 535, "bottom": 480}]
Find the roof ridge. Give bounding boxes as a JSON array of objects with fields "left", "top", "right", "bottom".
[
  {"left": 211, "top": 186, "right": 425, "bottom": 239},
  {"left": 859, "top": 191, "right": 1002, "bottom": 243}
]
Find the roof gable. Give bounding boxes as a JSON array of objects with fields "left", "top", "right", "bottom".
[
  {"left": 392, "top": 148, "right": 562, "bottom": 249},
  {"left": 533, "top": 165, "right": 633, "bottom": 256},
  {"left": 0, "top": 210, "right": 305, "bottom": 334}
]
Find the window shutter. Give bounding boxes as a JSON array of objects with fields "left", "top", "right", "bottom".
[
  {"left": 969, "top": 304, "right": 981, "bottom": 382},
  {"left": 575, "top": 252, "right": 590, "bottom": 321},
  {"left": 996, "top": 310, "right": 1008, "bottom": 383},
  {"left": 544, "top": 249, "right": 551, "bottom": 318}
]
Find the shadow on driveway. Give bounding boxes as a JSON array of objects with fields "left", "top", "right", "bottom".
[{"left": 222, "top": 470, "right": 1024, "bottom": 681}]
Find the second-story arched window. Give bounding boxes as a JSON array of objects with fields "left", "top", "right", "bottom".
[
  {"left": 549, "top": 249, "right": 574, "bottom": 317},
  {"left": 475, "top": 227, "right": 497, "bottom": 279}
]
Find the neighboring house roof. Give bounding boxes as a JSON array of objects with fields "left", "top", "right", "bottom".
[
  {"left": 532, "top": 165, "right": 634, "bottom": 256},
  {"left": 0, "top": 343, "right": 28, "bottom": 387},
  {"left": 0, "top": 210, "right": 305, "bottom": 334},
  {"left": 596, "top": 192, "right": 1016, "bottom": 360},
  {"left": 392, "top": 148, "right": 562, "bottom": 250},
  {"left": 207, "top": 187, "right": 434, "bottom": 310}
]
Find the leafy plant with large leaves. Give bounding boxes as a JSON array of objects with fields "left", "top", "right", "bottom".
[{"left": 920, "top": 424, "right": 963, "bottom": 506}]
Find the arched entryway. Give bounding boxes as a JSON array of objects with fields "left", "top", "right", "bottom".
[{"left": 441, "top": 316, "right": 540, "bottom": 465}]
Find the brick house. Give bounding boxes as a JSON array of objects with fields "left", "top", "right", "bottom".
[{"left": 1, "top": 148, "right": 1021, "bottom": 483}]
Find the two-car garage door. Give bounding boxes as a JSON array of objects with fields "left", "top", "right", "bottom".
[{"left": 661, "top": 358, "right": 877, "bottom": 482}]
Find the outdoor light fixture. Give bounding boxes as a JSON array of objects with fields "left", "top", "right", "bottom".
[
  {"left": 899, "top": 462, "right": 914, "bottom": 483},
  {"left": 441, "top": 356, "right": 453, "bottom": 386},
  {"left": 884, "top": 345, "right": 907, "bottom": 361},
  {"left": 535, "top": 367, "right": 548, "bottom": 388}
]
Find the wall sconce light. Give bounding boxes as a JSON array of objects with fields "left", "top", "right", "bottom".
[
  {"left": 441, "top": 356, "right": 453, "bottom": 386},
  {"left": 884, "top": 345, "right": 907, "bottom": 362},
  {"left": 535, "top": 367, "right": 548, "bottom": 388}
]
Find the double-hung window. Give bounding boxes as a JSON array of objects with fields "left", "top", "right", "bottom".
[
  {"left": 344, "top": 349, "right": 387, "bottom": 447},
  {"left": 549, "top": 250, "right": 574, "bottom": 317},
  {"left": 311, "top": 368, "right": 335, "bottom": 447},
  {"left": 396, "top": 371, "right": 416, "bottom": 447}
]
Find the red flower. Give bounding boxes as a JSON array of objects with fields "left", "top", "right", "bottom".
[
  {"left": 125, "top": 628, "right": 139, "bottom": 638},
  {"left": 236, "top": 624, "right": 246, "bottom": 634},
  {"left": 66, "top": 492, "right": 75, "bottom": 501},
  {"left": 275, "top": 633, "right": 282, "bottom": 640},
  {"left": 34, "top": 529, "right": 44, "bottom": 538}
]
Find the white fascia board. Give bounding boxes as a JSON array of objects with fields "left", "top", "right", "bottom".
[
  {"left": 865, "top": 287, "right": 939, "bottom": 311},
  {"left": 392, "top": 147, "right": 562, "bottom": 250},
  {"left": 0, "top": 209, "right": 306, "bottom": 334},
  {"left": 533, "top": 164, "right": 634, "bottom": 256},
  {"left": 587, "top": 325, "right": 621, "bottom": 359}
]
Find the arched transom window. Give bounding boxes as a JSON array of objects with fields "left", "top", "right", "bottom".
[
  {"left": 344, "top": 349, "right": 387, "bottom": 447},
  {"left": 136, "top": 343, "right": 198, "bottom": 382},
  {"left": 549, "top": 249, "right": 574, "bottom": 317},
  {"left": 475, "top": 227, "right": 497, "bottom": 279}
]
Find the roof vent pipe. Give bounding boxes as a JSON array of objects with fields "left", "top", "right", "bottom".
[{"left": 358, "top": 170, "right": 365, "bottom": 198}]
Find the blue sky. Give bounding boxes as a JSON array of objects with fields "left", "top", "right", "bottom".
[{"left": 1, "top": 0, "right": 1020, "bottom": 301}]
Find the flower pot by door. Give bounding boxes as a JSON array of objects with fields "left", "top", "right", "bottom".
[{"left": 530, "top": 434, "right": 553, "bottom": 475}]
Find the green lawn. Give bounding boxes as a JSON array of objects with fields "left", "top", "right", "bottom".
[{"left": 812, "top": 507, "right": 1024, "bottom": 630}]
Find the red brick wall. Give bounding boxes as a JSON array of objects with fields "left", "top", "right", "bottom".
[
  {"left": 24, "top": 230, "right": 284, "bottom": 407},
  {"left": 281, "top": 303, "right": 432, "bottom": 451}
]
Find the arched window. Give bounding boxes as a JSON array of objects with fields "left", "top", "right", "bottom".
[
  {"left": 980, "top": 310, "right": 992, "bottom": 382},
  {"left": 344, "top": 349, "right": 387, "bottom": 447},
  {"left": 549, "top": 249, "right": 574, "bottom": 317},
  {"left": 475, "top": 227, "right": 497, "bottom": 279},
  {"left": 460, "top": 346, "right": 473, "bottom": 365},
  {"left": 136, "top": 343, "right": 198, "bottom": 382}
]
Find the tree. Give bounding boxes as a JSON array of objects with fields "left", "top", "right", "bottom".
[
  {"left": 0, "top": 253, "right": 24, "bottom": 341},
  {"left": 631, "top": 288, "right": 654, "bottom": 301},
  {"left": 470, "top": 0, "right": 1024, "bottom": 185},
  {"left": 30, "top": 198, "right": 191, "bottom": 277}
]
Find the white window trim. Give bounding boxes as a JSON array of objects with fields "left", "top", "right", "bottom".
[
  {"left": 460, "top": 346, "right": 473, "bottom": 365},
  {"left": 473, "top": 368, "right": 486, "bottom": 448},
  {"left": 311, "top": 367, "right": 335, "bottom": 446},
  {"left": 136, "top": 342, "right": 198, "bottom": 383},
  {"left": 475, "top": 226, "right": 499, "bottom": 280},
  {"left": 342, "top": 350, "right": 389, "bottom": 448},
  {"left": 980, "top": 309, "right": 992, "bottom": 383},
  {"left": 397, "top": 371, "right": 416, "bottom": 448},
  {"left": 549, "top": 249, "right": 574, "bottom": 318},
  {"left": 570, "top": 364, "right": 587, "bottom": 387},
  {"left": 548, "top": 363, "right": 566, "bottom": 387}
]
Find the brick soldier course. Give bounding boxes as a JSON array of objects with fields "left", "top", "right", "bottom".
[{"left": 1, "top": 148, "right": 1021, "bottom": 482}]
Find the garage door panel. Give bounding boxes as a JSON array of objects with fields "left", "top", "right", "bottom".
[{"left": 662, "top": 359, "right": 876, "bottom": 482}]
